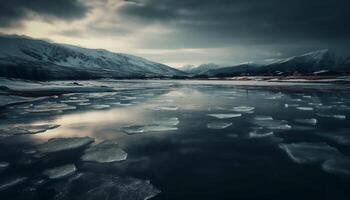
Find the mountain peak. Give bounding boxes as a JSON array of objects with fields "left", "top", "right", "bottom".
[{"left": 0, "top": 35, "right": 185, "bottom": 80}]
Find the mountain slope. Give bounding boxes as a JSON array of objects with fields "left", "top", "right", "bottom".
[
  {"left": 0, "top": 35, "right": 186, "bottom": 80},
  {"left": 201, "top": 64, "right": 259, "bottom": 77},
  {"left": 179, "top": 63, "right": 223, "bottom": 74},
  {"left": 254, "top": 49, "right": 337, "bottom": 75}
]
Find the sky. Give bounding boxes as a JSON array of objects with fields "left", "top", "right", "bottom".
[{"left": 0, "top": 0, "right": 349, "bottom": 68}]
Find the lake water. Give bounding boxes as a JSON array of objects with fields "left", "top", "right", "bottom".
[{"left": 1, "top": 80, "right": 350, "bottom": 200}]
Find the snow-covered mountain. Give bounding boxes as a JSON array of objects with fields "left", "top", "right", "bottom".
[
  {"left": 179, "top": 63, "right": 223, "bottom": 74},
  {"left": 0, "top": 35, "right": 186, "bottom": 80},
  {"left": 201, "top": 64, "right": 259, "bottom": 77},
  {"left": 254, "top": 49, "right": 338, "bottom": 75}
]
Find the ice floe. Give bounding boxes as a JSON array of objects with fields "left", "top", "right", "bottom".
[
  {"left": 0, "top": 95, "right": 43, "bottom": 108},
  {"left": 81, "top": 140, "right": 127, "bottom": 163},
  {"left": 254, "top": 120, "right": 291, "bottom": 130},
  {"left": 143, "top": 125, "right": 178, "bottom": 132},
  {"left": 0, "top": 177, "right": 27, "bottom": 191},
  {"left": 0, "top": 161, "right": 9, "bottom": 171},
  {"left": 207, "top": 113, "right": 242, "bottom": 119},
  {"left": 279, "top": 142, "right": 341, "bottom": 164},
  {"left": 294, "top": 118, "right": 317, "bottom": 126},
  {"left": 231, "top": 106, "right": 255, "bottom": 113},
  {"left": 207, "top": 122, "right": 232, "bottom": 129},
  {"left": 153, "top": 117, "right": 180, "bottom": 126},
  {"left": 60, "top": 99, "right": 90, "bottom": 103},
  {"left": 284, "top": 104, "right": 299, "bottom": 108},
  {"left": 123, "top": 125, "right": 178, "bottom": 135},
  {"left": 90, "top": 104, "right": 111, "bottom": 109},
  {"left": 122, "top": 125, "right": 146, "bottom": 134},
  {"left": 322, "top": 158, "right": 350, "bottom": 176},
  {"left": 0, "top": 124, "right": 60, "bottom": 136},
  {"left": 265, "top": 93, "right": 284, "bottom": 100},
  {"left": 248, "top": 130, "right": 274, "bottom": 138},
  {"left": 296, "top": 107, "right": 314, "bottom": 111},
  {"left": 154, "top": 106, "right": 178, "bottom": 111},
  {"left": 43, "top": 164, "right": 77, "bottom": 179},
  {"left": 254, "top": 116, "right": 273, "bottom": 121},
  {"left": 25, "top": 102, "right": 76, "bottom": 113},
  {"left": 316, "top": 130, "right": 350, "bottom": 145},
  {"left": 37, "top": 137, "right": 95, "bottom": 153},
  {"left": 51, "top": 173, "right": 161, "bottom": 200},
  {"left": 316, "top": 113, "right": 346, "bottom": 120}
]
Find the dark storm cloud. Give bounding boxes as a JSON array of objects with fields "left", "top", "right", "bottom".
[
  {"left": 0, "top": 0, "right": 89, "bottom": 27},
  {"left": 118, "top": 0, "right": 350, "bottom": 49}
]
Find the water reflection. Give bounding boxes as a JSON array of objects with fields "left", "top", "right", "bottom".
[{"left": 1, "top": 80, "right": 350, "bottom": 200}]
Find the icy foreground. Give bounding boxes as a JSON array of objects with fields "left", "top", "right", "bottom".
[
  {"left": 43, "top": 164, "right": 77, "bottom": 179},
  {"left": 0, "top": 79, "right": 350, "bottom": 199},
  {"left": 52, "top": 173, "right": 161, "bottom": 200},
  {"left": 82, "top": 141, "right": 127, "bottom": 163},
  {"left": 37, "top": 137, "right": 95, "bottom": 153}
]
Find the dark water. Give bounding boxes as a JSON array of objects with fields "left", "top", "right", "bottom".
[{"left": 1, "top": 80, "right": 350, "bottom": 200}]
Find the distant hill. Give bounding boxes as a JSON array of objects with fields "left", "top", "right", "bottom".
[
  {"left": 193, "top": 50, "right": 350, "bottom": 77},
  {"left": 0, "top": 35, "right": 186, "bottom": 80},
  {"left": 179, "top": 63, "right": 223, "bottom": 74}
]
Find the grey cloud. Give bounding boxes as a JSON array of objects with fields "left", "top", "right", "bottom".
[
  {"left": 117, "top": 0, "right": 350, "bottom": 53},
  {"left": 0, "top": 0, "right": 89, "bottom": 27}
]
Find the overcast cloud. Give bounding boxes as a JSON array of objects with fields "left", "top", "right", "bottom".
[{"left": 0, "top": 0, "right": 349, "bottom": 67}]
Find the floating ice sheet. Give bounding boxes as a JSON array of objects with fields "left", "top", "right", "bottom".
[
  {"left": 294, "top": 118, "right": 317, "bottom": 126},
  {"left": 254, "top": 116, "right": 273, "bottom": 121},
  {"left": 0, "top": 95, "right": 41, "bottom": 108},
  {"left": 279, "top": 142, "right": 341, "bottom": 164},
  {"left": 82, "top": 140, "right": 127, "bottom": 163},
  {"left": 316, "top": 130, "right": 350, "bottom": 146},
  {"left": 0, "top": 161, "right": 9, "bottom": 171},
  {"left": 248, "top": 130, "right": 274, "bottom": 138},
  {"left": 43, "top": 164, "right": 77, "bottom": 179},
  {"left": 322, "top": 158, "right": 350, "bottom": 176},
  {"left": 122, "top": 125, "right": 145, "bottom": 134},
  {"left": 254, "top": 120, "right": 291, "bottom": 130},
  {"left": 90, "top": 104, "right": 111, "bottom": 109},
  {"left": 51, "top": 173, "right": 161, "bottom": 200},
  {"left": 144, "top": 125, "right": 178, "bottom": 132},
  {"left": 154, "top": 106, "right": 178, "bottom": 111},
  {"left": 60, "top": 99, "right": 90, "bottom": 103},
  {"left": 231, "top": 106, "right": 255, "bottom": 113},
  {"left": 0, "top": 124, "right": 60, "bottom": 136},
  {"left": 123, "top": 124, "right": 178, "bottom": 135},
  {"left": 37, "top": 137, "right": 94, "bottom": 153},
  {"left": 25, "top": 102, "right": 76, "bottom": 113},
  {"left": 296, "top": 107, "right": 314, "bottom": 111},
  {"left": 316, "top": 113, "right": 346, "bottom": 120},
  {"left": 0, "top": 177, "right": 27, "bottom": 191},
  {"left": 207, "top": 113, "right": 242, "bottom": 119},
  {"left": 284, "top": 104, "right": 299, "bottom": 108},
  {"left": 153, "top": 117, "right": 180, "bottom": 126},
  {"left": 207, "top": 122, "right": 232, "bottom": 129}
]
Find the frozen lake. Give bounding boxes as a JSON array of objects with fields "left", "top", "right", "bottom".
[{"left": 1, "top": 80, "right": 350, "bottom": 200}]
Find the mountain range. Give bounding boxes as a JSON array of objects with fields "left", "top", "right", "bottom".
[
  {"left": 0, "top": 35, "right": 186, "bottom": 80},
  {"left": 0, "top": 34, "right": 349, "bottom": 80},
  {"left": 179, "top": 63, "right": 223, "bottom": 74},
  {"left": 185, "top": 49, "right": 350, "bottom": 77}
]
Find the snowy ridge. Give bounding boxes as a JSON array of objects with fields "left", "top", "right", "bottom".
[
  {"left": 0, "top": 35, "right": 186, "bottom": 80},
  {"left": 179, "top": 63, "right": 223, "bottom": 74}
]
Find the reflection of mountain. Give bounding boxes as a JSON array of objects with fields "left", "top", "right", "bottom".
[
  {"left": 195, "top": 50, "right": 350, "bottom": 77},
  {"left": 0, "top": 35, "right": 186, "bottom": 80}
]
